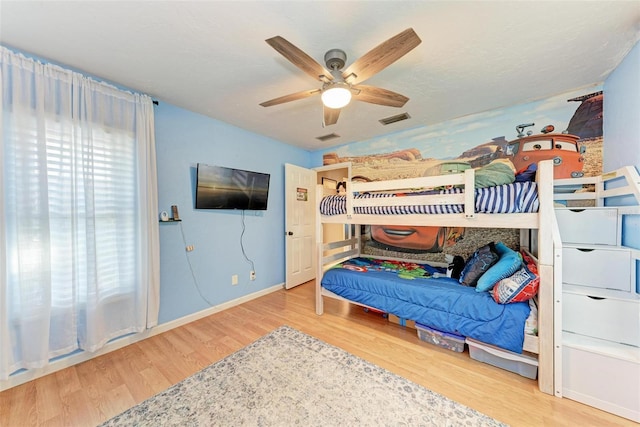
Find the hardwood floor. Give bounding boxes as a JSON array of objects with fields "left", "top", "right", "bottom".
[{"left": 0, "top": 281, "right": 635, "bottom": 426}]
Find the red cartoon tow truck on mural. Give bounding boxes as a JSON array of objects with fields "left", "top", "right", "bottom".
[{"left": 503, "top": 123, "right": 586, "bottom": 178}]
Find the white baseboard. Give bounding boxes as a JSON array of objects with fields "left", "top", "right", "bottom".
[{"left": 0, "top": 282, "right": 284, "bottom": 392}]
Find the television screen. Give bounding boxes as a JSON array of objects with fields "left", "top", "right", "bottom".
[{"left": 196, "top": 163, "right": 270, "bottom": 210}]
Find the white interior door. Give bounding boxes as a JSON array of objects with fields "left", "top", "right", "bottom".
[{"left": 284, "top": 163, "right": 316, "bottom": 289}]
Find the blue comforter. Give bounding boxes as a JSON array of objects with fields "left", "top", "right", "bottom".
[{"left": 322, "top": 257, "right": 530, "bottom": 353}]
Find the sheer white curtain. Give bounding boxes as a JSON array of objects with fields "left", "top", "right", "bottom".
[{"left": 0, "top": 47, "right": 160, "bottom": 380}]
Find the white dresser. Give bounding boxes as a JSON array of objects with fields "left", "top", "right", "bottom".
[{"left": 556, "top": 207, "right": 640, "bottom": 423}]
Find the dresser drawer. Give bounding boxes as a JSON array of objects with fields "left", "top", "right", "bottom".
[
  {"left": 555, "top": 208, "right": 618, "bottom": 245},
  {"left": 563, "top": 292, "right": 640, "bottom": 346},
  {"left": 562, "top": 245, "right": 631, "bottom": 292}
]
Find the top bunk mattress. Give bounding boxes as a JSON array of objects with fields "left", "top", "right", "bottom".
[{"left": 320, "top": 181, "right": 539, "bottom": 216}]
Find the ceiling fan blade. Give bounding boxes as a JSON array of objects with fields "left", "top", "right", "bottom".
[
  {"left": 260, "top": 89, "right": 321, "bottom": 107},
  {"left": 266, "top": 36, "right": 333, "bottom": 82},
  {"left": 342, "top": 28, "right": 421, "bottom": 85},
  {"left": 323, "top": 106, "right": 341, "bottom": 126},
  {"left": 352, "top": 85, "right": 409, "bottom": 107}
]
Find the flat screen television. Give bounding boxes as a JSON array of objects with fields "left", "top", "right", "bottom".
[{"left": 196, "top": 163, "right": 270, "bottom": 210}]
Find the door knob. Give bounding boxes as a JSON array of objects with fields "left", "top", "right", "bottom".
[{"left": 286, "top": 231, "right": 294, "bottom": 236}]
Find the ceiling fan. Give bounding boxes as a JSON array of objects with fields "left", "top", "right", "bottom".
[{"left": 260, "top": 28, "right": 422, "bottom": 126}]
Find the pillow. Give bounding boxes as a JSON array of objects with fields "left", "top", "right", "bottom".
[
  {"left": 474, "top": 161, "right": 516, "bottom": 188},
  {"left": 459, "top": 243, "right": 499, "bottom": 287},
  {"left": 520, "top": 250, "right": 538, "bottom": 273},
  {"left": 476, "top": 242, "right": 522, "bottom": 292},
  {"left": 492, "top": 263, "right": 540, "bottom": 304}
]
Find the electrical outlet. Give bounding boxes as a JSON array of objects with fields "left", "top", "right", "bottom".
[
  {"left": 250, "top": 271, "right": 256, "bottom": 281},
  {"left": 186, "top": 245, "right": 194, "bottom": 252},
  {"left": 232, "top": 274, "right": 238, "bottom": 285}
]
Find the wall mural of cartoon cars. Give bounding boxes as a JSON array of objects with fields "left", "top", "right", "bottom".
[
  {"left": 369, "top": 225, "right": 465, "bottom": 253},
  {"left": 503, "top": 123, "right": 586, "bottom": 178},
  {"left": 352, "top": 174, "right": 466, "bottom": 254}
]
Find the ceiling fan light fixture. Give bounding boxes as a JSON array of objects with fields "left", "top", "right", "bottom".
[{"left": 321, "top": 84, "right": 352, "bottom": 109}]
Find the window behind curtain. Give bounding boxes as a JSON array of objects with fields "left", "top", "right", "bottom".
[
  {"left": 1, "top": 47, "right": 159, "bottom": 381},
  {"left": 5, "top": 112, "right": 139, "bottom": 307}
]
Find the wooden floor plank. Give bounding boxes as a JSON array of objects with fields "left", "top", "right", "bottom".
[
  {"left": 0, "top": 280, "right": 636, "bottom": 426},
  {"left": 34, "top": 373, "right": 62, "bottom": 423},
  {"left": 52, "top": 367, "right": 82, "bottom": 398},
  {"left": 60, "top": 388, "right": 105, "bottom": 426}
]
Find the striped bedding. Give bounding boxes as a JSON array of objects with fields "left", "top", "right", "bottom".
[{"left": 320, "top": 181, "right": 539, "bottom": 216}]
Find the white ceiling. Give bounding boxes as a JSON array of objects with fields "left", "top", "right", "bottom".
[{"left": 1, "top": 1, "right": 639, "bottom": 151}]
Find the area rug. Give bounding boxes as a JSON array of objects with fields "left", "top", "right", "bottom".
[{"left": 101, "top": 325, "right": 506, "bottom": 426}]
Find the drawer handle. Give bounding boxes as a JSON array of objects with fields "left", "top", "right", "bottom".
[
  {"left": 587, "top": 295, "right": 605, "bottom": 300},
  {"left": 576, "top": 248, "right": 594, "bottom": 252},
  {"left": 569, "top": 209, "right": 586, "bottom": 213}
]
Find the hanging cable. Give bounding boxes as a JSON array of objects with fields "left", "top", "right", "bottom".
[
  {"left": 240, "top": 210, "right": 256, "bottom": 274},
  {"left": 179, "top": 222, "right": 214, "bottom": 306}
]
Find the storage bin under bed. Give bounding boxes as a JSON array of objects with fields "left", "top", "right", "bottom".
[
  {"left": 416, "top": 323, "right": 465, "bottom": 352},
  {"left": 467, "top": 338, "right": 538, "bottom": 379}
]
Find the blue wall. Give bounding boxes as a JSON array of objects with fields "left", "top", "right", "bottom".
[
  {"left": 603, "top": 41, "right": 640, "bottom": 171},
  {"left": 154, "top": 103, "right": 310, "bottom": 323},
  {"left": 603, "top": 40, "right": 640, "bottom": 290}
]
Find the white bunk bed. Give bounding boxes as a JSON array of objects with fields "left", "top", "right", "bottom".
[{"left": 314, "top": 159, "right": 561, "bottom": 396}]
